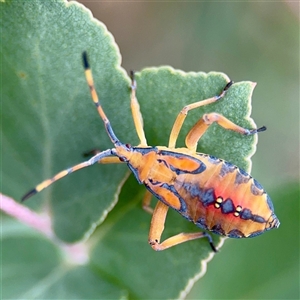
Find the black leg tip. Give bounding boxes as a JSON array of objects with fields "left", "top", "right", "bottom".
[
  {"left": 130, "top": 70, "right": 136, "bottom": 90},
  {"left": 82, "top": 51, "right": 89, "bottom": 69},
  {"left": 249, "top": 125, "right": 267, "bottom": 135},
  {"left": 210, "top": 242, "right": 218, "bottom": 253},
  {"left": 21, "top": 188, "right": 37, "bottom": 202},
  {"left": 224, "top": 80, "right": 234, "bottom": 91},
  {"left": 130, "top": 70, "right": 135, "bottom": 80},
  {"left": 203, "top": 232, "right": 218, "bottom": 252},
  {"left": 257, "top": 125, "right": 267, "bottom": 132}
]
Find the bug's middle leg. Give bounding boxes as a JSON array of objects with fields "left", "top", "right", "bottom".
[
  {"left": 185, "top": 113, "right": 266, "bottom": 152},
  {"left": 148, "top": 201, "right": 217, "bottom": 251},
  {"left": 168, "top": 81, "right": 233, "bottom": 148}
]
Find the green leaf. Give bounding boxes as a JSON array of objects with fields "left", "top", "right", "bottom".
[
  {"left": 1, "top": 0, "right": 261, "bottom": 299},
  {"left": 1, "top": 219, "right": 127, "bottom": 299},
  {"left": 1, "top": 0, "right": 135, "bottom": 242}
]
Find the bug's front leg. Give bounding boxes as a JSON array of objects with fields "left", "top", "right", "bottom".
[{"left": 148, "top": 201, "right": 217, "bottom": 252}]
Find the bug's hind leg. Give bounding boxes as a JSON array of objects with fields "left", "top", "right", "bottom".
[
  {"left": 130, "top": 71, "right": 148, "bottom": 146},
  {"left": 148, "top": 201, "right": 217, "bottom": 252},
  {"left": 168, "top": 81, "right": 233, "bottom": 149},
  {"left": 185, "top": 112, "right": 266, "bottom": 152}
]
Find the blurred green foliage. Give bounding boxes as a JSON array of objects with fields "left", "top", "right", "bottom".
[{"left": 1, "top": 1, "right": 299, "bottom": 299}]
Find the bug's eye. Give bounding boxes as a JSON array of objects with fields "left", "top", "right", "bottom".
[{"left": 125, "top": 143, "right": 131, "bottom": 149}]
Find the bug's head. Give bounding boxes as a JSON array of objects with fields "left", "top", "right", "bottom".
[{"left": 114, "top": 143, "right": 133, "bottom": 162}]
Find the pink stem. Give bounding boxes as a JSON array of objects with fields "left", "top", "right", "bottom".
[
  {"left": 1, "top": 193, "right": 89, "bottom": 264},
  {"left": 0, "top": 193, "right": 53, "bottom": 238}
]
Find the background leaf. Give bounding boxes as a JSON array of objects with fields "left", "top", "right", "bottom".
[
  {"left": 1, "top": 217, "right": 127, "bottom": 299},
  {"left": 1, "top": 0, "right": 134, "bottom": 242}
]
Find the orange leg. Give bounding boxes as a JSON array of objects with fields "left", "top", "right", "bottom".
[
  {"left": 21, "top": 149, "right": 120, "bottom": 201},
  {"left": 148, "top": 201, "right": 217, "bottom": 251},
  {"left": 130, "top": 71, "right": 148, "bottom": 146},
  {"left": 83, "top": 72, "right": 149, "bottom": 159},
  {"left": 168, "top": 81, "right": 233, "bottom": 148},
  {"left": 185, "top": 112, "right": 266, "bottom": 152}
]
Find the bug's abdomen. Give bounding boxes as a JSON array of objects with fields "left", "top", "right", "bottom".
[{"left": 176, "top": 155, "right": 280, "bottom": 238}]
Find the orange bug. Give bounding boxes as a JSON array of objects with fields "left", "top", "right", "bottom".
[{"left": 22, "top": 52, "right": 280, "bottom": 252}]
